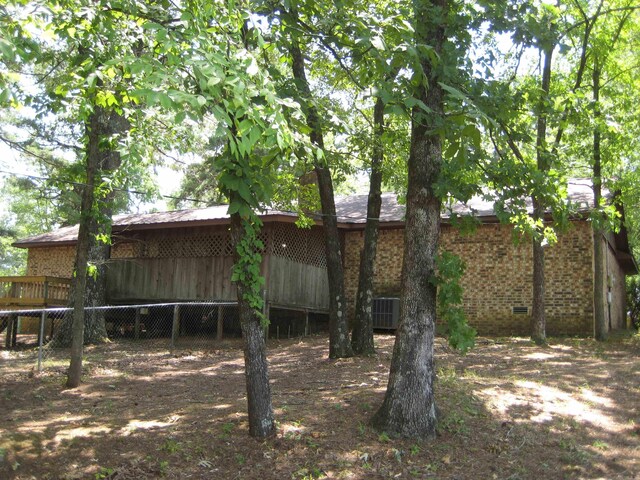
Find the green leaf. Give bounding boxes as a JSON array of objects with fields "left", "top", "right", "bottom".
[
  {"left": 142, "top": 21, "right": 163, "bottom": 31},
  {"left": 158, "top": 93, "right": 173, "bottom": 109},
  {"left": 371, "top": 36, "right": 386, "bottom": 51},
  {"left": 248, "top": 125, "right": 261, "bottom": 148},
  {"left": 462, "top": 124, "right": 481, "bottom": 147},
  {"left": 439, "top": 83, "right": 469, "bottom": 103},
  {"left": 0, "top": 39, "right": 16, "bottom": 62},
  {"left": 207, "top": 76, "right": 222, "bottom": 88},
  {"left": 174, "top": 111, "right": 186, "bottom": 124},
  {"left": 246, "top": 57, "right": 259, "bottom": 76},
  {"left": 237, "top": 181, "right": 252, "bottom": 203},
  {"left": 228, "top": 202, "right": 240, "bottom": 215},
  {"left": 238, "top": 203, "right": 251, "bottom": 218}
]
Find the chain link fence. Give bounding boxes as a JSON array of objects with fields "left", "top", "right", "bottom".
[{"left": 1, "top": 302, "right": 329, "bottom": 372}]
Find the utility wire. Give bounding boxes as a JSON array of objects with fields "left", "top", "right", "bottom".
[
  {"left": 0, "top": 168, "right": 415, "bottom": 221},
  {"left": 0, "top": 168, "right": 213, "bottom": 205}
]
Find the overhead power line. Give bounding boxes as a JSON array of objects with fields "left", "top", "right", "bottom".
[{"left": 0, "top": 168, "right": 212, "bottom": 205}]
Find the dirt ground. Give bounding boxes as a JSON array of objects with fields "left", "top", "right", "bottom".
[{"left": 1, "top": 332, "right": 638, "bottom": 480}]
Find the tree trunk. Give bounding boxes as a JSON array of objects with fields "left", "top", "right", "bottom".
[
  {"left": 230, "top": 214, "right": 275, "bottom": 438},
  {"left": 50, "top": 109, "right": 126, "bottom": 347},
  {"left": 530, "top": 44, "right": 553, "bottom": 346},
  {"left": 371, "top": 0, "right": 445, "bottom": 439},
  {"left": 84, "top": 109, "right": 127, "bottom": 343},
  {"left": 592, "top": 63, "right": 608, "bottom": 341},
  {"left": 83, "top": 208, "right": 111, "bottom": 344},
  {"left": 288, "top": 24, "right": 352, "bottom": 358},
  {"left": 67, "top": 109, "right": 104, "bottom": 388},
  {"left": 351, "top": 98, "right": 385, "bottom": 356},
  {"left": 530, "top": 197, "right": 546, "bottom": 345}
]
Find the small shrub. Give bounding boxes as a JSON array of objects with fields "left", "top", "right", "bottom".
[{"left": 95, "top": 467, "right": 114, "bottom": 479}]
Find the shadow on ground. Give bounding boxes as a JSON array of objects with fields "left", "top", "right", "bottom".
[{"left": 0, "top": 333, "right": 638, "bottom": 479}]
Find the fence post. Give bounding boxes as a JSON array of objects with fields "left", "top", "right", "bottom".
[
  {"left": 216, "top": 305, "right": 224, "bottom": 341},
  {"left": 262, "top": 289, "right": 269, "bottom": 339},
  {"left": 305, "top": 310, "right": 309, "bottom": 337},
  {"left": 171, "top": 304, "right": 180, "bottom": 349},
  {"left": 11, "top": 313, "right": 17, "bottom": 346},
  {"left": 37, "top": 310, "right": 46, "bottom": 373},
  {"left": 5, "top": 313, "right": 17, "bottom": 348},
  {"left": 134, "top": 308, "right": 141, "bottom": 341},
  {"left": 4, "top": 315, "right": 9, "bottom": 348}
]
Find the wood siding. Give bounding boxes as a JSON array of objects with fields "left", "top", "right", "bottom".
[
  {"left": 602, "top": 234, "right": 628, "bottom": 330},
  {"left": 105, "top": 223, "right": 329, "bottom": 310},
  {"left": 106, "top": 256, "right": 237, "bottom": 302},
  {"left": 267, "top": 256, "right": 329, "bottom": 310}
]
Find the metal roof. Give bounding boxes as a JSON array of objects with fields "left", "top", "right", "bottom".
[
  {"left": 333, "top": 179, "right": 596, "bottom": 223},
  {"left": 13, "top": 180, "right": 598, "bottom": 247}
]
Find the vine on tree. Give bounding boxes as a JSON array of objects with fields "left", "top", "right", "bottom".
[{"left": 433, "top": 250, "right": 476, "bottom": 353}]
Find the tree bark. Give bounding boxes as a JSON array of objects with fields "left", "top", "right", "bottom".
[
  {"left": 83, "top": 208, "right": 112, "bottom": 344},
  {"left": 288, "top": 22, "right": 352, "bottom": 358},
  {"left": 84, "top": 110, "right": 127, "bottom": 343},
  {"left": 530, "top": 44, "right": 553, "bottom": 346},
  {"left": 592, "top": 63, "right": 608, "bottom": 341},
  {"left": 371, "top": 0, "right": 445, "bottom": 439},
  {"left": 351, "top": 98, "right": 385, "bottom": 356},
  {"left": 230, "top": 214, "right": 275, "bottom": 438},
  {"left": 66, "top": 109, "right": 104, "bottom": 388},
  {"left": 530, "top": 198, "right": 546, "bottom": 344},
  {"left": 51, "top": 109, "right": 127, "bottom": 347}
]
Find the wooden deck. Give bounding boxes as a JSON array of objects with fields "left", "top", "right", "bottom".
[
  {"left": 0, "top": 276, "right": 71, "bottom": 308},
  {"left": 0, "top": 276, "right": 71, "bottom": 348}
]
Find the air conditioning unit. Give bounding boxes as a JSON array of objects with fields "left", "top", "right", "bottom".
[{"left": 372, "top": 297, "right": 400, "bottom": 330}]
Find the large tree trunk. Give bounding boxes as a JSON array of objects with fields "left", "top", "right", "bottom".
[
  {"left": 351, "top": 98, "right": 385, "bottom": 356},
  {"left": 84, "top": 110, "right": 127, "bottom": 343},
  {"left": 83, "top": 207, "right": 112, "bottom": 344},
  {"left": 50, "top": 109, "right": 126, "bottom": 347},
  {"left": 288, "top": 23, "right": 352, "bottom": 359},
  {"left": 67, "top": 108, "right": 105, "bottom": 388},
  {"left": 530, "top": 198, "right": 546, "bottom": 344},
  {"left": 371, "top": 0, "right": 445, "bottom": 439},
  {"left": 530, "top": 45, "right": 553, "bottom": 346},
  {"left": 592, "top": 63, "right": 608, "bottom": 341},
  {"left": 230, "top": 214, "right": 275, "bottom": 438}
]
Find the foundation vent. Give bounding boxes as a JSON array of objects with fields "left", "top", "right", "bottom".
[{"left": 372, "top": 298, "right": 400, "bottom": 329}]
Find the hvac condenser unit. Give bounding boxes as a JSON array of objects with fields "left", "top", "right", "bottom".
[{"left": 372, "top": 297, "right": 400, "bottom": 330}]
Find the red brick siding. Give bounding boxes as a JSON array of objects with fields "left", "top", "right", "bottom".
[{"left": 343, "top": 221, "right": 595, "bottom": 336}]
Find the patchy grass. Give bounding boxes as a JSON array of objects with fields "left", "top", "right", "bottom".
[{"left": 1, "top": 332, "right": 639, "bottom": 479}]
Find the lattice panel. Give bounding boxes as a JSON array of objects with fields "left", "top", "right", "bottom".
[
  {"left": 140, "top": 233, "right": 232, "bottom": 258},
  {"left": 136, "top": 231, "right": 268, "bottom": 259},
  {"left": 272, "top": 224, "right": 326, "bottom": 268},
  {"left": 257, "top": 231, "right": 268, "bottom": 254},
  {"left": 26, "top": 246, "right": 76, "bottom": 277},
  {"left": 111, "top": 242, "right": 140, "bottom": 259}
]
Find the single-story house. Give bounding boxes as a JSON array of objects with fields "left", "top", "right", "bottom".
[{"left": 11, "top": 180, "right": 638, "bottom": 336}]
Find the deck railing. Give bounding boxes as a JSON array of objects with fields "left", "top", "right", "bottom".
[{"left": 0, "top": 276, "right": 71, "bottom": 307}]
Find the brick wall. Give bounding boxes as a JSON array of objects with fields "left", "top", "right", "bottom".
[
  {"left": 343, "top": 220, "right": 595, "bottom": 336},
  {"left": 26, "top": 242, "right": 135, "bottom": 276}
]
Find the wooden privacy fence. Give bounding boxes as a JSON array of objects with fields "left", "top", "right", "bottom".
[{"left": 0, "top": 276, "right": 71, "bottom": 307}]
